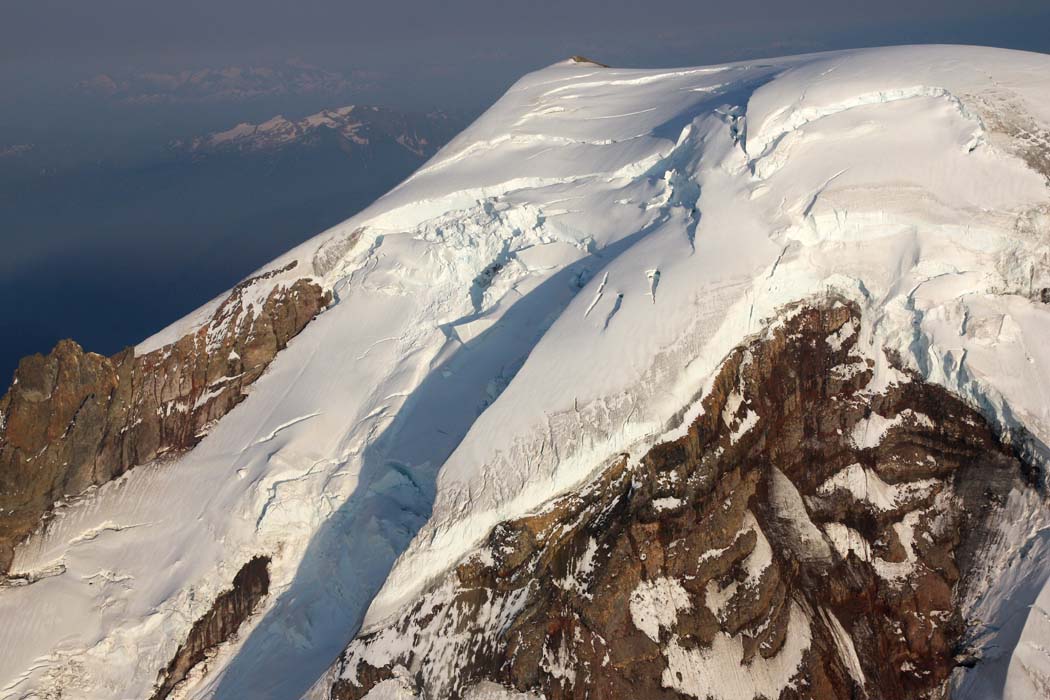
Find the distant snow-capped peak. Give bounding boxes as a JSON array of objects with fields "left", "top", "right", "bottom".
[{"left": 174, "top": 105, "right": 455, "bottom": 156}]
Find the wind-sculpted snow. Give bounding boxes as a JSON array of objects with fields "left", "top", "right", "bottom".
[{"left": 1, "top": 46, "right": 1049, "bottom": 700}]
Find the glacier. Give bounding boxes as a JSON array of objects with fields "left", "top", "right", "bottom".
[{"left": 1, "top": 44, "right": 1050, "bottom": 700}]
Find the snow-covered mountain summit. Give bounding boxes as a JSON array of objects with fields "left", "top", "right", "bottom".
[{"left": 1, "top": 45, "right": 1049, "bottom": 700}]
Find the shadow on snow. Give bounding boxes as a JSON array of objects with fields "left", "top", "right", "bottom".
[{"left": 211, "top": 76, "right": 777, "bottom": 700}]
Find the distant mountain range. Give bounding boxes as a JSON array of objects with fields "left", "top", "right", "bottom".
[
  {"left": 0, "top": 104, "right": 465, "bottom": 384},
  {"left": 0, "top": 144, "right": 32, "bottom": 159},
  {"left": 174, "top": 104, "right": 455, "bottom": 157}
]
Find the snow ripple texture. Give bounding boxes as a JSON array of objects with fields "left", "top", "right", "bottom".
[{"left": 1, "top": 45, "right": 1050, "bottom": 700}]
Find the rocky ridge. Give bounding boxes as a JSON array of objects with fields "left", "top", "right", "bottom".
[
  {"left": 150, "top": 555, "right": 272, "bottom": 700},
  {"left": 0, "top": 262, "right": 329, "bottom": 574},
  {"left": 322, "top": 300, "right": 1031, "bottom": 700}
]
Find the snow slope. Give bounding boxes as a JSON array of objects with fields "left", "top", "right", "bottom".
[{"left": 2, "top": 45, "right": 1050, "bottom": 700}]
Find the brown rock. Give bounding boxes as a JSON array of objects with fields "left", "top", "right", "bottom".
[
  {"left": 327, "top": 299, "right": 1029, "bottom": 700},
  {"left": 149, "top": 555, "right": 271, "bottom": 700},
  {"left": 0, "top": 264, "right": 329, "bottom": 573}
]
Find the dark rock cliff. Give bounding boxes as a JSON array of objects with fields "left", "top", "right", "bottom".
[
  {"left": 150, "top": 555, "right": 272, "bottom": 700},
  {"left": 0, "top": 262, "right": 329, "bottom": 573},
  {"left": 327, "top": 300, "right": 1029, "bottom": 700}
]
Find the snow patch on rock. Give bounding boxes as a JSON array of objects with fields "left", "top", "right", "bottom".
[
  {"left": 662, "top": 602, "right": 811, "bottom": 700},
  {"left": 629, "top": 577, "right": 691, "bottom": 642}
]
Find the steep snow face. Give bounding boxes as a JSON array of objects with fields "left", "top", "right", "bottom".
[{"left": 1, "top": 46, "right": 1049, "bottom": 700}]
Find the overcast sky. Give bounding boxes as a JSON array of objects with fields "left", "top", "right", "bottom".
[
  {"left": 5, "top": 1, "right": 1049, "bottom": 59},
  {"left": 4, "top": 0, "right": 1050, "bottom": 113}
]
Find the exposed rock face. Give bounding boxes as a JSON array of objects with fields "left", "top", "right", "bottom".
[
  {"left": 325, "top": 300, "right": 1028, "bottom": 700},
  {"left": 150, "top": 555, "right": 271, "bottom": 700},
  {"left": 0, "top": 263, "right": 329, "bottom": 573},
  {"left": 568, "top": 55, "right": 610, "bottom": 68}
]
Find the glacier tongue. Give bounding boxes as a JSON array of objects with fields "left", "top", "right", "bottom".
[{"left": 1, "top": 45, "right": 1050, "bottom": 700}]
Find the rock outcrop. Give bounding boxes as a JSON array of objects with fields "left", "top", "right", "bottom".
[
  {"left": 324, "top": 300, "right": 1029, "bottom": 700},
  {"left": 150, "top": 555, "right": 271, "bottom": 700},
  {"left": 0, "top": 263, "right": 329, "bottom": 573}
]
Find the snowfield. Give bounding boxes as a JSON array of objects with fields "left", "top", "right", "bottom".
[{"left": 2, "top": 44, "right": 1050, "bottom": 700}]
